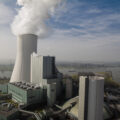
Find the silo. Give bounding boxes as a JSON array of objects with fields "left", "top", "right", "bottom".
[{"left": 10, "top": 34, "right": 37, "bottom": 83}]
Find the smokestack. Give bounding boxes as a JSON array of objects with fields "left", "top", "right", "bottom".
[{"left": 10, "top": 34, "right": 37, "bottom": 83}]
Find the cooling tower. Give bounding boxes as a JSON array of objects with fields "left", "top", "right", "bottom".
[{"left": 10, "top": 34, "right": 37, "bottom": 83}]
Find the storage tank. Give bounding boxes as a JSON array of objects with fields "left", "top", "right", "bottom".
[{"left": 10, "top": 34, "right": 37, "bottom": 83}]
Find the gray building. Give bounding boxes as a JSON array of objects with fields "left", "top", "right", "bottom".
[
  {"left": 79, "top": 76, "right": 104, "bottom": 120},
  {"left": 31, "top": 53, "right": 62, "bottom": 97},
  {"left": 31, "top": 53, "right": 57, "bottom": 85}
]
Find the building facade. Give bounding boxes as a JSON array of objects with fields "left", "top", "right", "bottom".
[
  {"left": 31, "top": 53, "right": 62, "bottom": 97},
  {"left": 79, "top": 76, "right": 104, "bottom": 120},
  {"left": 8, "top": 83, "right": 42, "bottom": 105}
]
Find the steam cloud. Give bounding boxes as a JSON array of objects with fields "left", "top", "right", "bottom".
[{"left": 11, "top": 0, "right": 63, "bottom": 37}]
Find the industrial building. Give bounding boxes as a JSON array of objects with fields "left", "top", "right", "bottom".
[
  {"left": 31, "top": 53, "right": 57, "bottom": 85},
  {"left": 31, "top": 53, "right": 62, "bottom": 97},
  {"left": 79, "top": 76, "right": 104, "bottom": 120},
  {"left": 0, "top": 33, "right": 106, "bottom": 120},
  {"left": 8, "top": 82, "right": 42, "bottom": 105},
  {"left": 8, "top": 34, "right": 63, "bottom": 106},
  {"left": 31, "top": 53, "right": 57, "bottom": 80},
  {"left": 8, "top": 52, "right": 62, "bottom": 105}
]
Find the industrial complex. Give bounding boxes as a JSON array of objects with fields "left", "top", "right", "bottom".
[
  {"left": 0, "top": 34, "right": 65, "bottom": 120},
  {"left": 8, "top": 34, "right": 62, "bottom": 106},
  {"left": 0, "top": 0, "right": 120, "bottom": 119},
  {"left": 0, "top": 34, "right": 120, "bottom": 120}
]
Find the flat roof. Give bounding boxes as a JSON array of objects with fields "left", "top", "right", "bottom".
[{"left": 8, "top": 82, "right": 41, "bottom": 91}]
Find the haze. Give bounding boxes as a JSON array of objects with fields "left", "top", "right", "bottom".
[{"left": 0, "top": 0, "right": 120, "bottom": 62}]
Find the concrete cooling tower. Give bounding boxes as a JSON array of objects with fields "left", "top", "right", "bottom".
[{"left": 10, "top": 34, "right": 37, "bottom": 83}]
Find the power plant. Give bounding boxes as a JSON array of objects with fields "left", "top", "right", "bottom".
[
  {"left": 0, "top": 34, "right": 106, "bottom": 120},
  {"left": 2, "top": 0, "right": 120, "bottom": 119},
  {"left": 6, "top": 34, "right": 62, "bottom": 107}
]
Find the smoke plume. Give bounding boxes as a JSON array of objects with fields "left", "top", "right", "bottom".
[{"left": 11, "top": 0, "right": 63, "bottom": 37}]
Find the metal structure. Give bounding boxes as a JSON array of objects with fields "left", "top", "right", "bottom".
[{"left": 10, "top": 34, "right": 37, "bottom": 83}]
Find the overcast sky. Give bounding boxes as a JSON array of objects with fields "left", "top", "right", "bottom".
[{"left": 0, "top": 0, "right": 120, "bottom": 63}]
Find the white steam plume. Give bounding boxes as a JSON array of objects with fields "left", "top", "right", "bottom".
[{"left": 11, "top": 0, "right": 63, "bottom": 37}]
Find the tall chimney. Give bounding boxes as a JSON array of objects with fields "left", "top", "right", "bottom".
[{"left": 10, "top": 34, "right": 37, "bottom": 83}]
